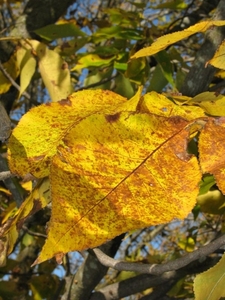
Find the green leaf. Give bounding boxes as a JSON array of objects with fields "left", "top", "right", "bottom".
[
  {"left": 155, "top": 51, "right": 175, "bottom": 87},
  {"left": 194, "top": 253, "right": 225, "bottom": 300},
  {"left": 34, "top": 23, "right": 87, "bottom": 41}
]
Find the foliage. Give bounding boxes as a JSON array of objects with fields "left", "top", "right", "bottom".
[{"left": 1, "top": 0, "right": 225, "bottom": 299}]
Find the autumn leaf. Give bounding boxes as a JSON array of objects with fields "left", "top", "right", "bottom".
[
  {"left": 16, "top": 40, "right": 36, "bottom": 98},
  {"left": 198, "top": 118, "right": 225, "bottom": 194},
  {"left": 8, "top": 89, "right": 127, "bottom": 178},
  {"left": 0, "top": 52, "right": 19, "bottom": 94},
  {"left": 207, "top": 39, "right": 225, "bottom": 70},
  {"left": 0, "top": 178, "right": 50, "bottom": 261},
  {"left": 19, "top": 40, "right": 73, "bottom": 102},
  {"left": 7, "top": 89, "right": 202, "bottom": 264},
  {"left": 131, "top": 20, "right": 225, "bottom": 59}
]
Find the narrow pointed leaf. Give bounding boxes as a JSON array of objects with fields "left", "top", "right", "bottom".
[
  {"left": 207, "top": 40, "right": 225, "bottom": 70},
  {"left": 131, "top": 21, "right": 225, "bottom": 59}
]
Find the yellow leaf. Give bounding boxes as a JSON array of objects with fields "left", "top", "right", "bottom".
[
  {"left": 28, "top": 40, "right": 73, "bottom": 102},
  {"left": 131, "top": 20, "right": 225, "bottom": 59},
  {"left": 8, "top": 90, "right": 202, "bottom": 264},
  {"left": 140, "top": 92, "right": 205, "bottom": 120},
  {"left": 190, "top": 92, "right": 225, "bottom": 116},
  {"left": 0, "top": 178, "right": 50, "bottom": 256},
  {"left": 71, "top": 53, "right": 115, "bottom": 71},
  {"left": 0, "top": 53, "right": 19, "bottom": 94},
  {"left": 8, "top": 90, "right": 127, "bottom": 178},
  {"left": 199, "top": 118, "right": 225, "bottom": 194},
  {"left": 207, "top": 39, "right": 225, "bottom": 70},
  {"left": 16, "top": 41, "right": 36, "bottom": 97},
  {"left": 178, "top": 237, "right": 195, "bottom": 252}
]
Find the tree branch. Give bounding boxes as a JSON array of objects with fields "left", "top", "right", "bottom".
[
  {"left": 0, "top": 171, "right": 14, "bottom": 181},
  {"left": 90, "top": 256, "right": 219, "bottom": 300},
  {"left": 180, "top": 0, "right": 225, "bottom": 96},
  {"left": 0, "top": 61, "right": 30, "bottom": 100},
  {"left": 61, "top": 234, "right": 125, "bottom": 300},
  {"left": 93, "top": 234, "right": 225, "bottom": 275}
]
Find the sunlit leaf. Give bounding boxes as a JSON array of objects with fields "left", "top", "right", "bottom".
[
  {"left": 207, "top": 39, "right": 225, "bottom": 70},
  {"left": 72, "top": 53, "right": 116, "bottom": 71},
  {"left": 131, "top": 20, "right": 225, "bottom": 59},
  {"left": 27, "top": 40, "right": 73, "bottom": 102},
  {"left": 139, "top": 92, "right": 205, "bottom": 120},
  {"left": 7, "top": 89, "right": 203, "bottom": 264},
  {"left": 178, "top": 237, "right": 195, "bottom": 252},
  {"left": 34, "top": 109, "right": 201, "bottom": 264},
  {"left": 190, "top": 92, "right": 225, "bottom": 116},
  {"left": 8, "top": 90, "right": 127, "bottom": 178},
  {"left": 198, "top": 118, "right": 225, "bottom": 194},
  {"left": 194, "top": 253, "right": 225, "bottom": 300},
  {"left": 153, "top": 0, "right": 188, "bottom": 9},
  {"left": 16, "top": 40, "right": 36, "bottom": 97}
]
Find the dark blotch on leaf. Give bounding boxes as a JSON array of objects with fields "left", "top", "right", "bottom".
[
  {"left": 58, "top": 98, "right": 72, "bottom": 106},
  {"left": 105, "top": 112, "right": 120, "bottom": 123}
]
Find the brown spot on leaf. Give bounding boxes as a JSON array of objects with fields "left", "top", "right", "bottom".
[
  {"left": 58, "top": 98, "right": 72, "bottom": 106},
  {"left": 16, "top": 199, "right": 43, "bottom": 230},
  {"left": 105, "top": 112, "right": 120, "bottom": 123},
  {"left": 31, "top": 155, "right": 45, "bottom": 161},
  {"left": 61, "top": 62, "right": 68, "bottom": 70}
]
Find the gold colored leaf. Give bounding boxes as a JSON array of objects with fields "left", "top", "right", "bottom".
[
  {"left": 8, "top": 89, "right": 203, "bottom": 264},
  {"left": 207, "top": 39, "right": 225, "bottom": 70},
  {"left": 16, "top": 41, "right": 36, "bottom": 97},
  {"left": 35, "top": 111, "right": 201, "bottom": 264},
  {"left": 8, "top": 90, "right": 127, "bottom": 178},
  {"left": 140, "top": 92, "right": 205, "bottom": 120},
  {"left": 28, "top": 40, "right": 73, "bottom": 102},
  {"left": 131, "top": 20, "right": 225, "bottom": 59},
  {"left": 199, "top": 118, "right": 225, "bottom": 194},
  {"left": 190, "top": 92, "right": 225, "bottom": 116}
]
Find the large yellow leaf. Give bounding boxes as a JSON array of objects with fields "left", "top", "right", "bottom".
[
  {"left": 131, "top": 20, "right": 225, "bottom": 59},
  {"left": 34, "top": 112, "right": 201, "bottom": 264},
  {"left": 8, "top": 89, "right": 203, "bottom": 264}
]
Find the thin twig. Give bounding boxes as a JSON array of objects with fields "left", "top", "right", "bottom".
[
  {"left": 0, "top": 61, "right": 31, "bottom": 100},
  {"left": 93, "top": 234, "right": 225, "bottom": 275},
  {"left": 75, "top": 74, "right": 119, "bottom": 91},
  {"left": 22, "top": 225, "right": 47, "bottom": 238},
  {"left": 0, "top": 170, "right": 14, "bottom": 181}
]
